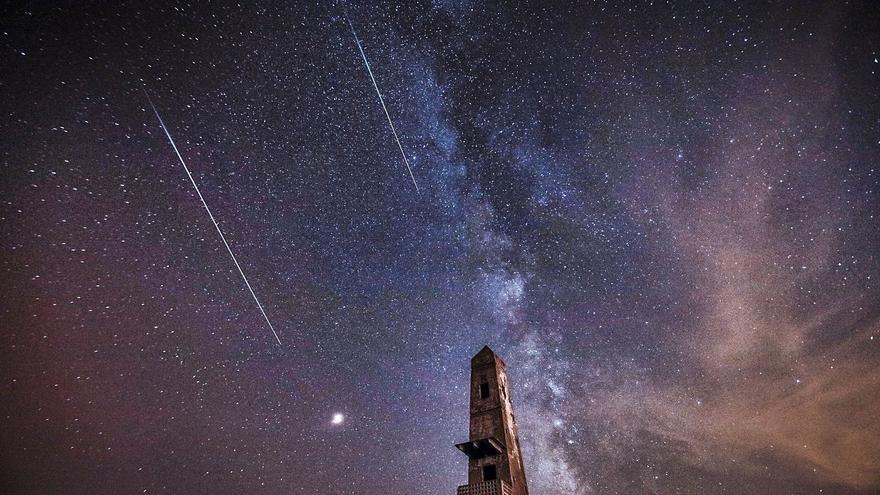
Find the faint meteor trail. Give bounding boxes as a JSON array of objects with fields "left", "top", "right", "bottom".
[
  {"left": 343, "top": 13, "right": 420, "bottom": 194},
  {"left": 141, "top": 87, "right": 283, "bottom": 346}
]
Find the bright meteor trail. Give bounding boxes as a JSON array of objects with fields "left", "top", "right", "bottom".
[
  {"left": 344, "top": 14, "right": 420, "bottom": 194},
  {"left": 142, "top": 87, "right": 283, "bottom": 346}
]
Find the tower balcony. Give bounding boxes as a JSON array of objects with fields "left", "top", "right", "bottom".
[
  {"left": 454, "top": 436, "right": 506, "bottom": 459},
  {"left": 456, "top": 479, "right": 513, "bottom": 495}
]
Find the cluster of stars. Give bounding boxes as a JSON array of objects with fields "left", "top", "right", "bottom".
[{"left": 2, "top": 2, "right": 879, "bottom": 495}]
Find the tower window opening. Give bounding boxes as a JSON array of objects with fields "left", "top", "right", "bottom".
[
  {"left": 482, "top": 464, "right": 497, "bottom": 481},
  {"left": 479, "top": 382, "right": 490, "bottom": 399}
]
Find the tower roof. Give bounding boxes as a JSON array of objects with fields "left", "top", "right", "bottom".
[
  {"left": 471, "top": 345, "right": 506, "bottom": 367},
  {"left": 474, "top": 345, "right": 495, "bottom": 358}
]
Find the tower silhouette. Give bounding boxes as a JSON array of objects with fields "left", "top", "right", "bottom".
[{"left": 454, "top": 346, "right": 529, "bottom": 495}]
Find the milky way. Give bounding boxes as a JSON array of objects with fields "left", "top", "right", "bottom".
[{"left": 2, "top": 2, "right": 879, "bottom": 494}]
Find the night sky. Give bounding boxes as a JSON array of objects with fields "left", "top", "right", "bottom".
[{"left": 2, "top": 1, "right": 880, "bottom": 494}]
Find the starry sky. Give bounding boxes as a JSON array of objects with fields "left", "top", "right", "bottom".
[{"left": 2, "top": 1, "right": 879, "bottom": 494}]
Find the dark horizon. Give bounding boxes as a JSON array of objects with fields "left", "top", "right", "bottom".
[{"left": 2, "top": 1, "right": 879, "bottom": 494}]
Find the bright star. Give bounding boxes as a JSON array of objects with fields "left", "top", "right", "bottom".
[{"left": 331, "top": 413, "right": 345, "bottom": 425}]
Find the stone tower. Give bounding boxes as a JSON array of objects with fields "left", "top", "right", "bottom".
[{"left": 455, "top": 346, "right": 529, "bottom": 495}]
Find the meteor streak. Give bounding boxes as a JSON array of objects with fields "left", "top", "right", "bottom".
[
  {"left": 344, "top": 14, "right": 420, "bottom": 194},
  {"left": 141, "top": 87, "right": 283, "bottom": 346}
]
